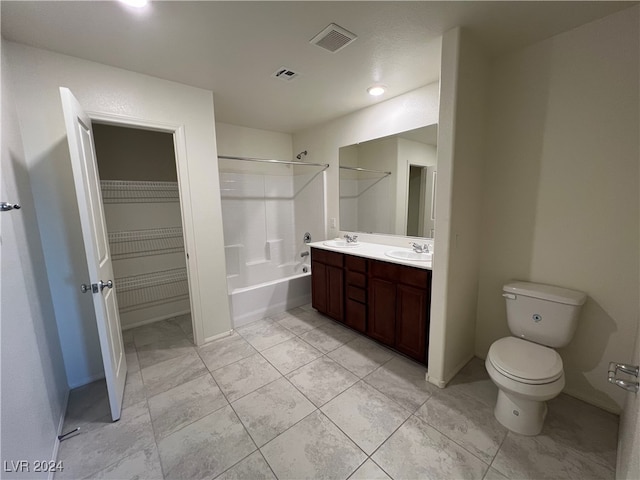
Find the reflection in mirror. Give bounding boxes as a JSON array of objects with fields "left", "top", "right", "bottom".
[{"left": 339, "top": 125, "right": 437, "bottom": 238}]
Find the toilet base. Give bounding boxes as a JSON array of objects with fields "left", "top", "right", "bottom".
[{"left": 494, "top": 389, "right": 547, "bottom": 436}]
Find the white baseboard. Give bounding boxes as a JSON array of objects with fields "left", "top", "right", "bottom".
[
  {"left": 121, "top": 309, "right": 191, "bottom": 330},
  {"left": 203, "top": 329, "right": 234, "bottom": 345},
  {"left": 48, "top": 389, "right": 70, "bottom": 480}
]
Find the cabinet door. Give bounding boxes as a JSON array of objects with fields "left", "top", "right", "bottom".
[
  {"left": 327, "top": 265, "right": 344, "bottom": 321},
  {"left": 311, "top": 261, "right": 327, "bottom": 314},
  {"left": 395, "top": 284, "right": 428, "bottom": 363},
  {"left": 367, "top": 277, "right": 396, "bottom": 347}
]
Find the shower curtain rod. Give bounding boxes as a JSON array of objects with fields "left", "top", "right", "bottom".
[
  {"left": 339, "top": 165, "right": 392, "bottom": 175},
  {"left": 218, "top": 155, "right": 329, "bottom": 169}
]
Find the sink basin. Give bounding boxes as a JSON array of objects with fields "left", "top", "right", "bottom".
[
  {"left": 385, "top": 249, "right": 432, "bottom": 262},
  {"left": 323, "top": 240, "right": 361, "bottom": 248}
]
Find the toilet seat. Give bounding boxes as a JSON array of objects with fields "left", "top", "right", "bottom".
[{"left": 488, "top": 337, "right": 563, "bottom": 385}]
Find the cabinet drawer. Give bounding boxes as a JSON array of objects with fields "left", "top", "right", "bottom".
[
  {"left": 345, "top": 299, "right": 366, "bottom": 332},
  {"left": 346, "top": 271, "right": 366, "bottom": 288},
  {"left": 311, "top": 248, "right": 344, "bottom": 267},
  {"left": 347, "top": 285, "right": 366, "bottom": 303},
  {"left": 345, "top": 255, "right": 367, "bottom": 273},
  {"left": 370, "top": 260, "right": 429, "bottom": 289}
]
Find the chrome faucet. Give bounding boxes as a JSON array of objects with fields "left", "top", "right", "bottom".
[
  {"left": 410, "top": 242, "right": 430, "bottom": 253},
  {"left": 300, "top": 251, "right": 309, "bottom": 258},
  {"left": 344, "top": 234, "right": 359, "bottom": 243}
]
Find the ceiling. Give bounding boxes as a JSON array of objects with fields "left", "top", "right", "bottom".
[{"left": 1, "top": 1, "right": 636, "bottom": 133}]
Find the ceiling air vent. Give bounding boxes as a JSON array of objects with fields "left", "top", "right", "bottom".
[
  {"left": 272, "top": 67, "right": 300, "bottom": 82},
  {"left": 310, "top": 23, "right": 357, "bottom": 53}
]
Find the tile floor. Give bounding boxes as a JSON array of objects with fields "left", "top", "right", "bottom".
[{"left": 56, "top": 307, "right": 619, "bottom": 480}]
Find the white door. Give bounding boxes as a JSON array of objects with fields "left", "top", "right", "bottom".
[
  {"left": 60, "top": 87, "right": 126, "bottom": 421},
  {"left": 615, "top": 316, "right": 640, "bottom": 479}
]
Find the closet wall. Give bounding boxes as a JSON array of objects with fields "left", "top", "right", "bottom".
[{"left": 94, "top": 124, "right": 191, "bottom": 330}]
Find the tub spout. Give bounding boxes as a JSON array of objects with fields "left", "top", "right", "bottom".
[{"left": 300, "top": 251, "right": 309, "bottom": 258}]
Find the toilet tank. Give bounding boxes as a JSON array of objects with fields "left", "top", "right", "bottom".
[{"left": 503, "top": 281, "right": 587, "bottom": 348}]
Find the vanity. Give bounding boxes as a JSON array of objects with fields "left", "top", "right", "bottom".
[{"left": 309, "top": 241, "right": 432, "bottom": 364}]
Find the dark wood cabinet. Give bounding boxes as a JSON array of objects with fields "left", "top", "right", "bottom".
[
  {"left": 311, "top": 247, "right": 431, "bottom": 364},
  {"left": 344, "top": 254, "right": 367, "bottom": 332},
  {"left": 368, "top": 260, "right": 431, "bottom": 364},
  {"left": 311, "top": 249, "right": 344, "bottom": 322}
]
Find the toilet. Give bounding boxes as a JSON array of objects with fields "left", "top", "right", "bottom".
[{"left": 485, "top": 281, "right": 586, "bottom": 436}]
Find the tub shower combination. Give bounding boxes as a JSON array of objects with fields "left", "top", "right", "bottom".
[{"left": 218, "top": 154, "right": 327, "bottom": 326}]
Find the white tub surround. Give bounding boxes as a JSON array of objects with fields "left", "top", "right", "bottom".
[
  {"left": 308, "top": 240, "right": 432, "bottom": 270},
  {"left": 229, "top": 270, "right": 311, "bottom": 327}
]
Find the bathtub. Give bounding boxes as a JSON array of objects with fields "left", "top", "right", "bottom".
[{"left": 228, "top": 263, "right": 312, "bottom": 327}]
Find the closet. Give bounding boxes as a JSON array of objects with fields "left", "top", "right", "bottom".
[{"left": 93, "top": 124, "right": 191, "bottom": 334}]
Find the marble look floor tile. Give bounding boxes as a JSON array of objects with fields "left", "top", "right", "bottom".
[
  {"left": 215, "top": 451, "right": 276, "bottom": 480},
  {"left": 299, "top": 321, "right": 357, "bottom": 354},
  {"left": 235, "top": 319, "right": 295, "bottom": 351},
  {"left": 261, "top": 410, "right": 367, "bottom": 480},
  {"left": 124, "top": 339, "right": 137, "bottom": 355},
  {"left": 57, "top": 401, "right": 155, "bottom": 480},
  {"left": 541, "top": 393, "right": 619, "bottom": 470},
  {"left": 349, "top": 459, "right": 391, "bottom": 480},
  {"left": 158, "top": 405, "right": 256, "bottom": 480},
  {"left": 446, "top": 357, "right": 498, "bottom": 408},
  {"left": 233, "top": 377, "right": 316, "bottom": 447},
  {"left": 123, "top": 370, "right": 147, "bottom": 409},
  {"left": 492, "top": 432, "right": 614, "bottom": 480},
  {"left": 148, "top": 373, "right": 228, "bottom": 440},
  {"left": 273, "top": 308, "right": 329, "bottom": 335},
  {"left": 126, "top": 351, "right": 140, "bottom": 374},
  {"left": 482, "top": 467, "right": 509, "bottom": 480},
  {"left": 212, "top": 353, "right": 282, "bottom": 402},
  {"left": 86, "top": 444, "right": 163, "bottom": 480},
  {"left": 321, "top": 381, "right": 410, "bottom": 455},
  {"left": 141, "top": 349, "right": 207, "bottom": 397},
  {"left": 261, "top": 337, "right": 323, "bottom": 375},
  {"left": 328, "top": 336, "right": 395, "bottom": 378},
  {"left": 197, "top": 332, "right": 257, "bottom": 372},
  {"left": 415, "top": 388, "right": 508, "bottom": 464},
  {"left": 63, "top": 380, "right": 110, "bottom": 430},
  {"left": 136, "top": 336, "right": 195, "bottom": 369},
  {"left": 373, "top": 416, "right": 488, "bottom": 480},
  {"left": 286, "top": 357, "right": 359, "bottom": 407},
  {"left": 122, "top": 328, "right": 135, "bottom": 344},
  {"left": 169, "top": 313, "right": 194, "bottom": 337},
  {"left": 363, "top": 356, "right": 436, "bottom": 412},
  {"left": 132, "top": 320, "right": 185, "bottom": 348}
]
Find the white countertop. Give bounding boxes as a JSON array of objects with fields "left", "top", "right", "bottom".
[{"left": 308, "top": 240, "right": 432, "bottom": 270}]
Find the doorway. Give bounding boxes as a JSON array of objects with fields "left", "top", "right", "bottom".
[
  {"left": 406, "top": 164, "right": 436, "bottom": 238},
  {"left": 92, "top": 124, "right": 193, "bottom": 342}
]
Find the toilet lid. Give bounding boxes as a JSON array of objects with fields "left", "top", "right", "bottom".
[{"left": 489, "top": 337, "right": 563, "bottom": 385}]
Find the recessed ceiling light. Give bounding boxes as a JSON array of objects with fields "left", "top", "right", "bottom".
[
  {"left": 367, "top": 85, "right": 386, "bottom": 96},
  {"left": 119, "top": 0, "right": 148, "bottom": 8}
]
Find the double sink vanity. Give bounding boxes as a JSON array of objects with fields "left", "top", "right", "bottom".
[{"left": 308, "top": 240, "right": 432, "bottom": 364}]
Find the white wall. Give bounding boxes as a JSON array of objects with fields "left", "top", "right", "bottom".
[
  {"left": 5, "top": 41, "right": 231, "bottom": 386},
  {"left": 476, "top": 7, "right": 639, "bottom": 413},
  {"left": 429, "top": 28, "right": 490, "bottom": 387},
  {"left": 1, "top": 43, "right": 68, "bottom": 475}
]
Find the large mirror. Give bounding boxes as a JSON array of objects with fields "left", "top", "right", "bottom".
[{"left": 339, "top": 124, "right": 437, "bottom": 238}]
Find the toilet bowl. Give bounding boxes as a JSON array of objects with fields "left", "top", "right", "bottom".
[
  {"left": 486, "top": 337, "right": 565, "bottom": 435},
  {"left": 486, "top": 282, "right": 586, "bottom": 436}
]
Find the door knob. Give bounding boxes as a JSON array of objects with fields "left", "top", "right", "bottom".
[
  {"left": 81, "top": 283, "right": 92, "bottom": 293},
  {"left": 99, "top": 280, "right": 113, "bottom": 291},
  {"left": 608, "top": 362, "right": 639, "bottom": 393}
]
